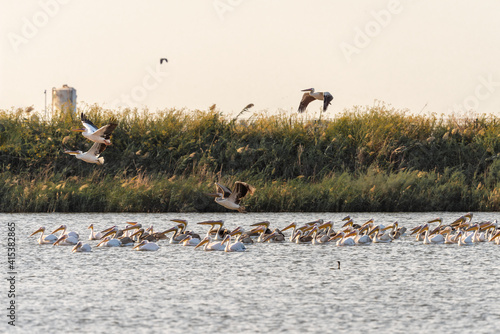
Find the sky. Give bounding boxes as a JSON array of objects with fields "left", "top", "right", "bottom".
[{"left": 2, "top": 0, "right": 500, "bottom": 118}]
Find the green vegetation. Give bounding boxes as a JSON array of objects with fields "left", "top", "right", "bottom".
[{"left": 1, "top": 103, "right": 500, "bottom": 212}]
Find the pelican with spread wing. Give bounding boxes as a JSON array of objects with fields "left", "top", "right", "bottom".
[
  {"left": 64, "top": 142, "right": 107, "bottom": 165},
  {"left": 298, "top": 88, "right": 333, "bottom": 113},
  {"left": 209, "top": 181, "right": 255, "bottom": 213},
  {"left": 73, "top": 113, "right": 118, "bottom": 146}
]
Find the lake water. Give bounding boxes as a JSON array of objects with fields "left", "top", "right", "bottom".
[{"left": 1, "top": 212, "right": 499, "bottom": 334}]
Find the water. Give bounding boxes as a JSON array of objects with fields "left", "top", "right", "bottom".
[{"left": 1, "top": 212, "right": 500, "bottom": 334}]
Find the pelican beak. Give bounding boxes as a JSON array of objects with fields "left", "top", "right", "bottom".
[
  {"left": 301, "top": 88, "right": 313, "bottom": 92},
  {"left": 194, "top": 238, "right": 209, "bottom": 249},
  {"left": 72, "top": 128, "right": 85, "bottom": 132},
  {"left": 263, "top": 232, "right": 276, "bottom": 242},
  {"left": 132, "top": 241, "right": 145, "bottom": 250},
  {"left": 345, "top": 230, "right": 357, "bottom": 238},
  {"left": 72, "top": 242, "right": 82, "bottom": 252},
  {"left": 51, "top": 226, "right": 64, "bottom": 234},
  {"left": 30, "top": 227, "right": 44, "bottom": 237},
  {"left": 53, "top": 235, "right": 67, "bottom": 246},
  {"left": 427, "top": 218, "right": 442, "bottom": 224},
  {"left": 96, "top": 239, "right": 105, "bottom": 247},
  {"left": 281, "top": 223, "right": 295, "bottom": 232},
  {"left": 250, "top": 221, "right": 270, "bottom": 228},
  {"left": 342, "top": 219, "right": 353, "bottom": 228}
]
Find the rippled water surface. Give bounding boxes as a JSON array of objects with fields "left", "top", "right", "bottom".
[{"left": 2, "top": 212, "right": 500, "bottom": 333}]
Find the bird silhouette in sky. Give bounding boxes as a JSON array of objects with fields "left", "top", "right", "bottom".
[{"left": 160, "top": 58, "right": 168, "bottom": 64}]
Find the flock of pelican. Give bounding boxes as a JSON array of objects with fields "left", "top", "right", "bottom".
[
  {"left": 29, "top": 213, "right": 500, "bottom": 254},
  {"left": 410, "top": 213, "right": 500, "bottom": 246}
]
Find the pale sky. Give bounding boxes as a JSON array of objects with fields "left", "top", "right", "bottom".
[{"left": 2, "top": 0, "right": 500, "bottom": 117}]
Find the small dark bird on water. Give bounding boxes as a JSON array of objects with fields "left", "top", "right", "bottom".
[
  {"left": 331, "top": 261, "right": 341, "bottom": 270},
  {"left": 160, "top": 58, "right": 168, "bottom": 64}
]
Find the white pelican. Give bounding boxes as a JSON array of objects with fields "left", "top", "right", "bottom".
[
  {"left": 88, "top": 224, "right": 116, "bottom": 240},
  {"left": 222, "top": 234, "right": 246, "bottom": 252},
  {"left": 29, "top": 226, "right": 58, "bottom": 244},
  {"left": 331, "top": 231, "right": 356, "bottom": 246},
  {"left": 194, "top": 237, "right": 225, "bottom": 251},
  {"left": 209, "top": 181, "right": 255, "bottom": 213},
  {"left": 369, "top": 226, "right": 392, "bottom": 243},
  {"left": 51, "top": 225, "right": 79, "bottom": 244},
  {"left": 53, "top": 234, "right": 78, "bottom": 246},
  {"left": 179, "top": 235, "right": 201, "bottom": 246},
  {"left": 422, "top": 227, "right": 444, "bottom": 245},
  {"left": 73, "top": 113, "right": 118, "bottom": 146},
  {"left": 72, "top": 241, "right": 92, "bottom": 252},
  {"left": 64, "top": 142, "right": 107, "bottom": 165},
  {"left": 457, "top": 231, "right": 473, "bottom": 246},
  {"left": 297, "top": 88, "right": 334, "bottom": 113},
  {"left": 96, "top": 236, "right": 121, "bottom": 247},
  {"left": 489, "top": 230, "right": 500, "bottom": 244},
  {"left": 132, "top": 240, "right": 159, "bottom": 251}
]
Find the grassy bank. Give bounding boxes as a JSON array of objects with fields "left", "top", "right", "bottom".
[{"left": 1, "top": 104, "right": 500, "bottom": 212}]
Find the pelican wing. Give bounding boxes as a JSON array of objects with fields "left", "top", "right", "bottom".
[
  {"left": 230, "top": 181, "right": 255, "bottom": 204},
  {"left": 88, "top": 142, "right": 107, "bottom": 156},
  {"left": 215, "top": 183, "right": 232, "bottom": 198},
  {"left": 80, "top": 113, "right": 99, "bottom": 133},
  {"left": 93, "top": 122, "right": 118, "bottom": 139},
  {"left": 298, "top": 93, "right": 316, "bottom": 113},
  {"left": 323, "top": 92, "right": 334, "bottom": 112}
]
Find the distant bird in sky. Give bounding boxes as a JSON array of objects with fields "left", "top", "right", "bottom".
[
  {"left": 64, "top": 142, "right": 107, "bottom": 165},
  {"left": 208, "top": 181, "right": 256, "bottom": 213},
  {"left": 73, "top": 113, "right": 118, "bottom": 146},
  {"left": 298, "top": 88, "right": 333, "bottom": 113},
  {"left": 160, "top": 58, "right": 168, "bottom": 64}
]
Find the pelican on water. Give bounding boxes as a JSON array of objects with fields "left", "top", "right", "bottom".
[
  {"left": 29, "top": 227, "right": 58, "bottom": 244},
  {"left": 64, "top": 142, "right": 107, "bottom": 165},
  {"left": 132, "top": 240, "right": 159, "bottom": 251},
  {"left": 73, "top": 113, "right": 118, "bottom": 146},
  {"left": 72, "top": 241, "right": 92, "bottom": 252},
  {"left": 209, "top": 181, "right": 256, "bottom": 213},
  {"left": 298, "top": 88, "right": 334, "bottom": 113}
]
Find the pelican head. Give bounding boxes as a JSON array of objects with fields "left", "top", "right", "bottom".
[
  {"left": 96, "top": 237, "right": 111, "bottom": 247},
  {"left": 194, "top": 237, "right": 210, "bottom": 249},
  {"left": 51, "top": 224, "right": 67, "bottom": 234},
  {"left": 30, "top": 226, "right": 46, "bottom": 237},
  {"left": 132, "top": 240, "right": 147, "bottom": 250},
  {"left": 72, "top": 241, "right": 83, "bottom": 252},
  {"left": 53, "top": 235, "right": 68, "bottom": 246}
]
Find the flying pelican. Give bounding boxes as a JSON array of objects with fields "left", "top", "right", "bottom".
[
  {"left": 73, "top": 113, "right": 118, "bottom": 146},
  {"left": 160, "top": 58, "right": 168, "bottom": 64},
  {"left": 297, "top": 88, "right": 334, "bottom": 113},
  {"left": 133, "top": 240, "right": 159, "bottom": 251},
  {"left": 209, "top": 181, "right": 255, "bottom": 213},
  {"left": 72, "top": 241, "right": 92, "bottom": 253},
  {"left": 29, "top": 227, "right": 58, "bottom": 244},
  {"left": 64, "top": 142, "right": 107, "bottom": 165}
]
